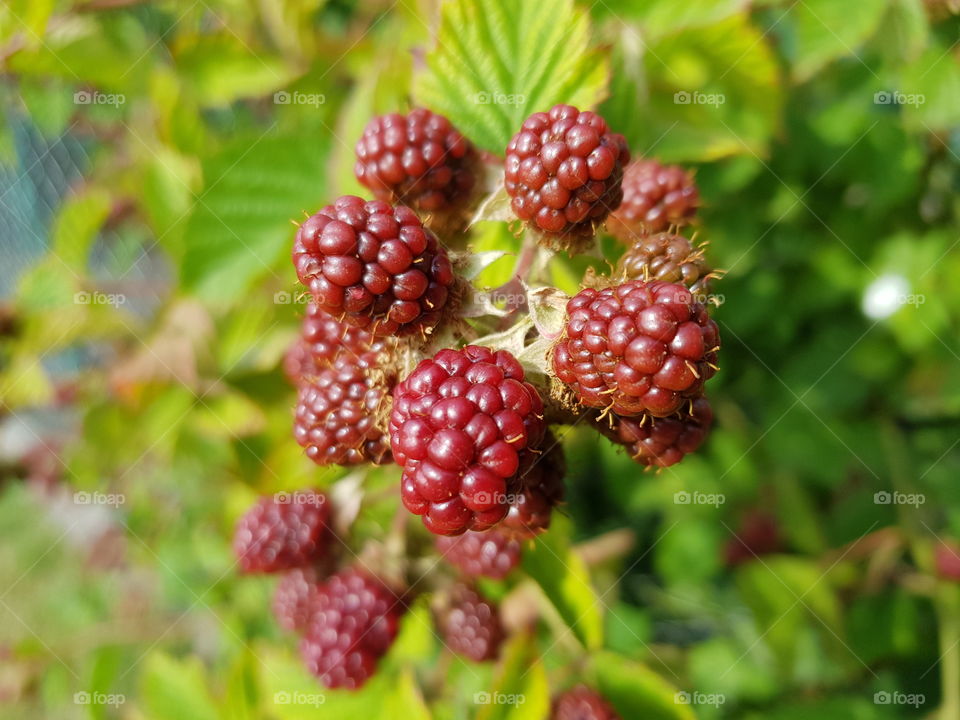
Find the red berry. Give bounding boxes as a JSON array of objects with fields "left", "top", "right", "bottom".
[
  {"left": 551, "top": 280, "right": 719, "bottom": 417},
  {"left": 300, "top": 568, "right": 404, "bottom": 689},
  {"left": 552, "top": 686, "right": 622, "bottom": 720},
  {"left": 436, "top": 528, "right": 522, "bottom": 579},
  {"left": 602, "top": 397, "right": 713, "bottom": 468},
  {"left": 273, "top": 566, "right": 323, "bottom": 632},
  {"left": 233, "top": 491, "right": 332, "bottom": 573},
  {"left": 505, "top": 104, "right": 629, "bottom": 252},
  {"left": 292, "top": 196, "right": 455, "bottom": 337},
  {"left": 355, "top": 108, "right": 479, "bottom": 215},
  {"left": 437, "top": 584, "right": 503, "bottom": 662},
  {"left": 607, "top": 159, "right": 699, "bottom": 238},
  {"left": 294, "top": 353, "right": 392, "bottom": 466},
  {"left": 283, "top": 302, "right": 385, "bottom": 385},
  {"left": 390, "top": 345, "right": 546, "bottom": 535},
  {"left": 724, "top": 510, "right": 781, "bottom": 566},
  {"left": 503, "top": 440, "right": 565, "bottom": 537},
  {"left": 616, "top": 232, "right": 713, "bottom": 297},
  {"left": 936, "top": 541, "right": 960, "bottom": 581}
]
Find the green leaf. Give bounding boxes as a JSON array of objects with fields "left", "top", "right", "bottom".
[
  {"left": 476, "top": 633, "right": 550, "bottom": 720},
  {"left": 413, "top": 0, "right": 609, "bottom": 153},
  {"left": 140, "top": 652, "right": 219, "bottom": 720},
  {"left": 785, "top": 0, "right": 888, "bottom": 81},
  {"left": 521, "top": 516, "right": 604, "bottom": 650},
  {"left": 51, "top": 188, "right": 111, "bottom": 272},
  {"left": 382, "top": 672, "right": 432, "bottom": 720},
  {"left": 591, "top": 651, "right": 696, "bottom": 720},
  {"left": 900, "top": 42, "right": 960, "bottom": 130},
  {"left": 597, "top": 0, "right": 747, "bottom": 41},
  {"left": 181, "top": 131, "right": 331, "bottom": 305}
]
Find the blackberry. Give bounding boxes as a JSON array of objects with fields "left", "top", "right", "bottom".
[
  {"left": 724, "top": 510, "right": 781, "bottom": 566},
  {"left": 436, "top": 528, "right": 522, "bottom": 579},
  {"left": 503, "top": 439, "right": 565, "bottom": 537},
  {"left": 505, "top": 104, "right": 629, "bottom": 252},
  {"left": 355, "top": 108, "right": 479, "bottom": 216},
  {"left": 273, "top": 567, "right": 322, "bottom": 633},
  {"left": 552, "top": 686, "right": 622, "bottom": 720},
  {"left": 300, "top": 567, "right": 404, "bottom": 689},
  {"left": 233, "top": 491, "right": 332, "bottom": 573},
  {"left": 602, "top": 397, "right": 713, "bottom": 468},
  {"left": 607, "top": 159, "right": 698, "bottom": 238},
  {"left": 283, "top": 302, "right": 383, "bottom": 385},
  {"left": 616, "top": 232, "right": 714, "bottom": 297},
  {"left": 552, "top": 280, "right": 719, "bottom": 417},
  {"left": 390, "top": 345, "right": 546, "bottom": 535},
  {"left": 936, "top": 541, "right": 960, "bottom": 582},
  {"left": 292, "top": 196, "right": 455, "bottom": 337},
  {"left": 438, "top": 584, "right": 503, "bottom": 662},
  {"left": 294, "top": 353, "right": 392, "bottom": 466}
]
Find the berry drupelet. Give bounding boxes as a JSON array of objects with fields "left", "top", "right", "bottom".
[
  {"left": 390, "top": 345, "right": 546, "bottom": 535},
  {"left": 602, "top": 396, "right": 713, "bottom": 468},
  {"left": 607, "top": 159, "right": 699, "bottom": 239},
  {"left": 505, "top": 104, "right": 629, "bottom": 252},
  {"left": 292, "top": 196, "right": 455, "bottom": 337},
  {"left": 233, "top": 490, "right": 332, "bottom": 573},
  {"left": 552, "top": 280, "right": 719, "bottom": 417}
]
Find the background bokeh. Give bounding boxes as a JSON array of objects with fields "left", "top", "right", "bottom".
[{"left": 2, "top": 0, "right": 960, "bottom": 718}]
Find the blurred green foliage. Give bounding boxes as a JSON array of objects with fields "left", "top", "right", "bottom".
[{"left": 1, "top": 0, "right": 960, "bottom": 718}]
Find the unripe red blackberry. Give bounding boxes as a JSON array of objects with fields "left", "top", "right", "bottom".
[
  {"left": 936, "top": 541, "right": 960, "bottom": 581},
  {"left": 436, "top": 528, "right": 522, "bottom": 579},
  {"left": 505, "top": 104, "right": 629, "bottom": 252},
  {"left": 233, "top": 491, "right": 332, "bottom": 573},
  {"left": 438, "top": 584, "right": 503, "bottom": 662},
  {"left": 552, "top": 686, "right": 622, "bottom": 720},
  {"left": 724, "top": 510, "right": 781, "bottom": 566},
  {"left": 390, "top": 345, "right": 546, "bottom": 536},
  {"left": 603, "top": 397, "right": 712, "bottom": 468},
  {"left": 607, "top": 159, "right": 699, "bottom": 239},
  {"left": 355, "top": 108, "right": 479, "bottom": 216},
  {"left": 552, "top": 280, "right": 719, "bottom": 417},
  {"left": 300, "top": 567, "right": 404, "bottom": 689},
  {"left": 616, "top": 232, "right": 714, "bottom": 297},
  {"left": 292, "top": 196, "right": 455, "bottom": 337},
  {"left": 283, "top": 302, "right": 384, "bottom": 385},
  {"left": 273, "top": 567, "right": 322, "bottom": 632},
  {"left": 294, "top": 347, "right": 392, "bottom": 466},
  {"left": 503, "top": 440, "right": 565, "bottom": 537}
]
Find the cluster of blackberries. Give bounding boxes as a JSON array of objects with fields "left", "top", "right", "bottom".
[{"left": 235, "top": 102, "right": 719, "bottom": 696}]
